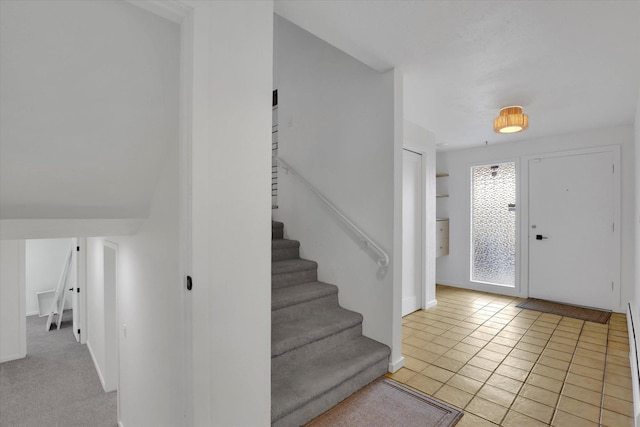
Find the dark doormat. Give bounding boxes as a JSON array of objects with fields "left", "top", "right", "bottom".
[
  {"left": 305, "top": 378, "right": 464, "bottom": 427},
  {"left": 517, "top": 298, "right": 612, "bottom": 324}
]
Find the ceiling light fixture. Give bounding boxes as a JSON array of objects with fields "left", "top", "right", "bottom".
[{"left": 493, "top": 106, "right": 528, "bottom": 134}]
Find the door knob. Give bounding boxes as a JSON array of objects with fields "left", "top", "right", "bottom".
[{"left": 536, "top": 235, "right": 548, "bottom": 240}]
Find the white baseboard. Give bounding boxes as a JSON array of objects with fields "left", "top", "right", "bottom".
[
  {"left": 87, "top": 341, "right": 108, "bottom": 391},
  {"left": 388, "top": 356, "right": 405, "bottom": 373},
  {"left": 424, "top": 299, "right": 437, "bottom": 310},
  {"left": 626, "top": 303, "right": 640, "bottom": 426},
  {"left": 0, "top": 352, "right": 26, "bottom": 363}
]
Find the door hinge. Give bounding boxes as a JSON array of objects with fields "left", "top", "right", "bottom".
[
  {"left": 77, "top": 288, "right": 80, "bottom": 293},
  {"left": 77, "top": 246, "right": 80, "bottom": 251},
  {"left": 77, "top": 328, "right": 81, "bottom": 335},
  {"left": 186, "top": 276, "right": 193, "bottom": 291}
]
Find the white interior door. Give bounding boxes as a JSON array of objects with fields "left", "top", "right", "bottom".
[
  {"left": 71, "top": 239, "right": 80, "bottom": 343},
  {"left": 402, "top": 149, "right": 423, "bottom": 316},
  {"left": 76, "top": 238, "right": 87, "bottom": 344},
  {"left": 528, "top": 150, "right": 619, "bottom": 310}
]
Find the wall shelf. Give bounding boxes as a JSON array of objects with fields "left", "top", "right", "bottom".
[{"left": 436, "top": 173, "right": 449, "bottom": 256}]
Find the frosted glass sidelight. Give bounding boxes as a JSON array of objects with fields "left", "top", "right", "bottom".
[{"left": 471, "top": 162, "right": 516, "bottom": 287}]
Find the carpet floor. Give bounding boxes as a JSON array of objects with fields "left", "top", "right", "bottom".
[
  {"left": 516, "top": 298, "right": 612, "bottom": 324},
  {"left": 0, "top": 311, "right": 117, "bottom": 427},
  {"left": 305, "top": 378, "right": 463, "bottom": 426}
]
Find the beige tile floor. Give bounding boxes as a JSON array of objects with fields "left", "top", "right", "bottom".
[{"left": 387, "top": 285, "right": 634, "bottom": 426}]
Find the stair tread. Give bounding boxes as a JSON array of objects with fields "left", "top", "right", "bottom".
[
  {"left": 270, "top": 221, "right": 390, "bottom": 426},
  {"left": 272, "top": 258, "right": 317, "bottom": 275},
  {"left": 271, "top": 238, "right": 300, "bottom": 249},
  {"left": 272, "top": 307, "right": 362, "bottom": 356},
  {"left": 272, "top": 281, "right": 337, "bottom": 311},
  {"left": 271, "top": 336, "right": 390, "bottom": 422}
]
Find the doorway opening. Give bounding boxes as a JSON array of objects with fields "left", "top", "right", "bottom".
[
  {"left": 103, "top": 241, "right": 120, "bottom": 417},
  {"left": 470, "top": 162, "right": 517, "bottom": 287},
  {"left": 402, "top": 148, "right": 424, "bottom": 316},
  {"left": 25, "top": 238, "right": 80, "bottom": 339},
  {"left": 3, "top": 238, "right": 118, "bottom": 426}
]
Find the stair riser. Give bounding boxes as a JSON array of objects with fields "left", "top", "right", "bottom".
[
  {"left": 272, "top": 294, "right": 339, "bottom": 324},
  {"left": 270, "top": 220, "right": 392, "bottom": 427},
  {"left": 272, "top": 359, "right": 388, "bottom": 427},
  {"left": 272, "top": 222, "right": 284, "bottom": 240},
  {"left": 272, "top": 269, "right": 317, "bottom": 289},
  {"left": 271, "top": 247, "right": 299, "bottom": 262},
  {"left": 272, "top": 228, "right": 283, "bottom": 240},
  {"left": 271, "top": 282, "right": 338, "bottom": 312},
  {"left": 272, "top": 324, "right": 362, "bottom": 363}
]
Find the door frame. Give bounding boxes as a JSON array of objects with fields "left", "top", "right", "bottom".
[
  {"left": 73, "top": 237, "right": 88, "bottom": 344},
  {"left": 402, "top": 148, "right": 424, "bottom": 316},
  {"left": 102, "top": 240, "right": 120, "bottom": 418},
  {"left": 20, "top": 238, "right": 86, "bottom": 345},
  {"left": 402, "top": 142, "right": 436, "bottom": 311},
  {"left": 521, "top": 145, "right": 621, "bottom": 306}
]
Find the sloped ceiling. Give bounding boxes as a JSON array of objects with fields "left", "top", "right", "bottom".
[
  {"left": 2, "top": 1, "right": 638, "bottom": 223},
  {"left": 275, "top": 1, "right": 640, "bottom": 150},
  {"left": 0, "top": 0, "right": 179, "bottom": 220}
]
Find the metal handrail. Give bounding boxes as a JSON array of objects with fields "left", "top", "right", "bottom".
[{"left": 274, "top": 156, "right": 389, "bottom": 268}]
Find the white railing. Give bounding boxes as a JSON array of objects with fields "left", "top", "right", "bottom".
[{"left": 274, "top": 156, "right": 389, "bottom": 268}]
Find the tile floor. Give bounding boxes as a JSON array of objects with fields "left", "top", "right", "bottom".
[{"left": 387, "top": 285, "right": 635, "bottom": 426}]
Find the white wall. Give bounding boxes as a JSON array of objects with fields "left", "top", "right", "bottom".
[
  {"left": 102, "top": 243, "right": 117, "bottom": 394},
  {"left": 86, "top": 237, "right": 107, "bottom": 387},
  {"left": 632, "top": 90, "right": 640, "bottom": 425},
  {"left": 187, "top": 2, "right": 273, "bottom": 426},
  {"left": 273, "top": 16, "right": 400, "bottom": 365},
  {"left": 25, "top": 238, "right": 73, "bottom": 316},
  {"left": 109, "top": 141, "right": 183, "bottom": 426},
  {"left": 0, "top": 0, "right": 179, "bottom": 220},
  {"left": 391, "top": 71, "right": 404, "bottom": 371},
  {"left": 85, "top": 136, "right": 183, "bottom": 425},
  {"left": 436, "top": 125, "right": 635, "bottom": 311},
  {"left": 86, "top": 237, "right": 118, "bottom": 394},
  {"left": 634, "top": 93, "right": 640, "bottom": 327},
  {"left": 634, "top": 91, "right": 640, "bottom": 326},
  {"left": 0, "top": 240, "right": 26, "bottom": 363}
]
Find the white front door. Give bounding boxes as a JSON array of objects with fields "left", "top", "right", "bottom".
[
  {"left": 402, "top": 149, "right": 423, "bottom": 316},
  {"left": 528, "top": 149, "right": 619, "bottom": 310}
]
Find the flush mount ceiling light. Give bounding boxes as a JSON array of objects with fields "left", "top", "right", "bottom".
[{"left": 493, "top": 106, "right": 529, "bottom": 134}]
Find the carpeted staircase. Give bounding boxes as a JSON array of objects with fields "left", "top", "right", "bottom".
[{"left": 271, "top": 221, "right": 391, "bottom": 426}]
